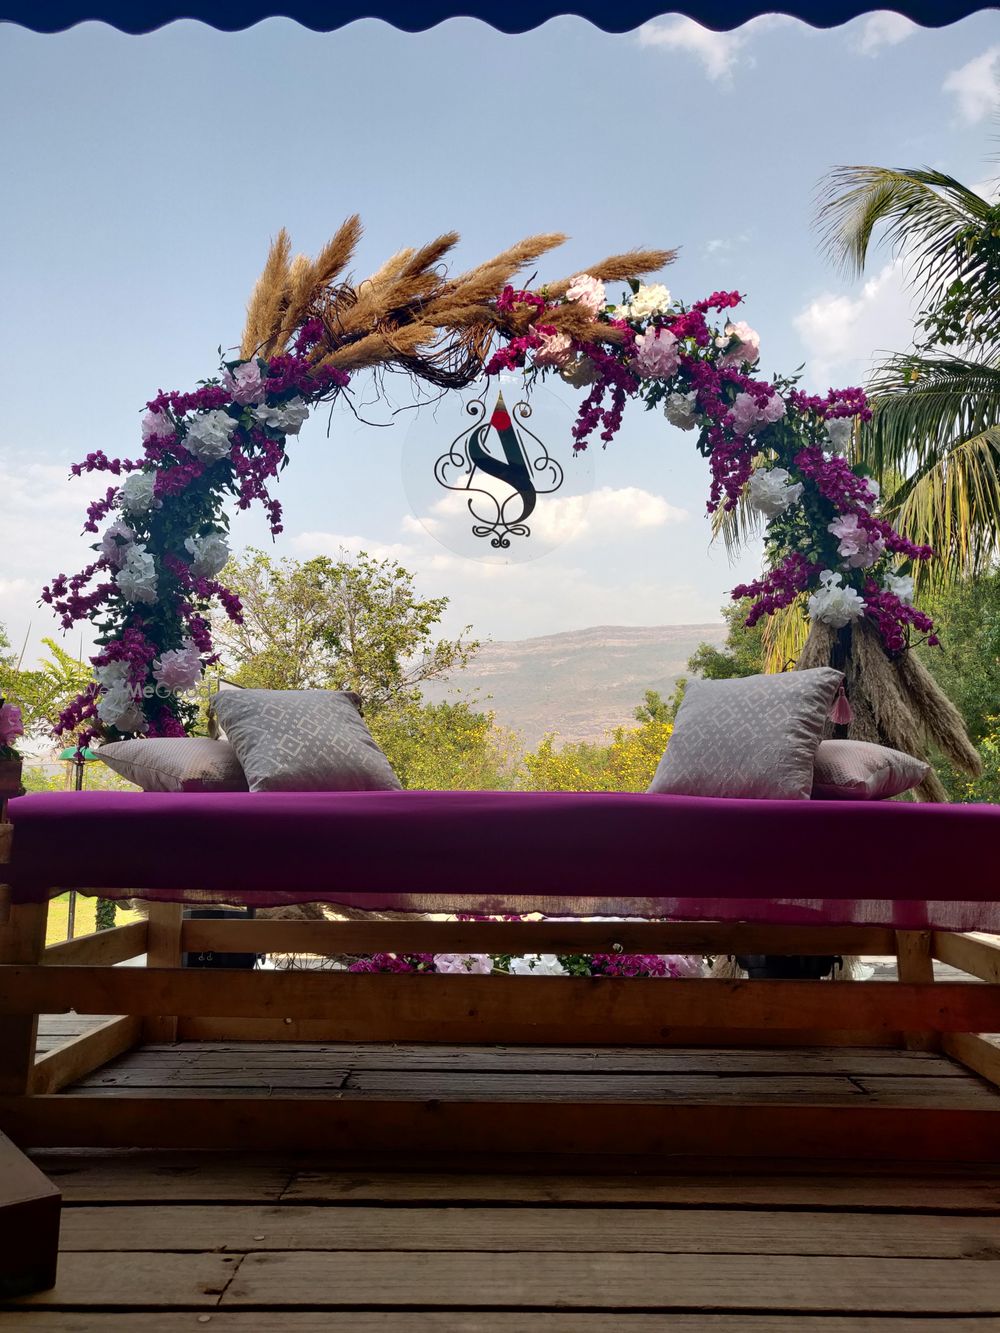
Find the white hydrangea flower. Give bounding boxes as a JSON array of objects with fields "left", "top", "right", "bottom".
[
  {"left": 252, "top": 396, "right": 310, "bottom": 435},
  {"left": 100, "top": 519, "right": 135, "bottom": 570},
  {"left": 825, "top": 417, "right": 854, "bottom": 452},
  {"left": 746, "top": 466, "right": 803, "bottom": 518},
  {"left": 807, "top": 570, "right": 866, "bottom": 629},
  {"left": 884, "top": 572, "right": 915, "bottom": 604},
  {"left": 115, "top": 544, "right": 158, "bottom": 605},
  {"left": 184, "top": 531, "right": 230, "bottom": 579},
  {"left": 120, "top": 470, "right": 157, "bottom": 515},
  {"left": 183, "top": 409, "right": 236, "bottom": 463},
  {"left": 96, "top": 682, "right": 145, "bottom": 733},
  {"left": 94, "top": 659, "right": 130, "bottom": 689},
  {"left": 508, "top": 954, "right": 567, "bottom": 977},
  {"left": 617, "top": 283, "right": 672, "bottom": 323},
  {"left": 664, "top": 390, "right": 699, "bottom": 431}
]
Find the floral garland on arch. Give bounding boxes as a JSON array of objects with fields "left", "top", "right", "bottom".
[
  {"left": 484, "top": 277, "right": 937, "bottom": 657},
  {"left": 46, "top": 218, "right": 966, "bottom": 773}
]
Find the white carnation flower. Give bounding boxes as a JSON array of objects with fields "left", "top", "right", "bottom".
[
  {"left": 100, "top": 519, "right": 135, "bottom": 570},
  {"left": 115, "top": 544, "right": 158, "bottom": 605},
  {"left": 183, "top": 409, "right": 236, "bottom": 462},
  {"left": 184, "top": 531, "right": 230, "bottom": 579},
  {"left": 664, "top": 390, "right": 699, "bottom": 431},
  {"left": 508, "top": 953, "right": 567, "bottom": 977},
  {"left": 252, "top": 396, "right": 310, "bottom": 435},
  {"left": 120, "top": 470, "right": 157, "bottom": 515},
  {"left": 620, "top": 283, "right": 672, "bottom": 322},
  {"left": 746, "top": 467, "right": 803, "bottom": 518},
  {"left": 825, "top": 417, "right": 854, "bottom": 452},
  {"left": 884, "top": 572, "right": 915, "bottom": 604},
  {"left": 807, "top": 570, "right": 866, "bottom": 629}
]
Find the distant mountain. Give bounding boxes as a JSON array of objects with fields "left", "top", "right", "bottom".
[{"left": 422, "top": 623, "right": 726, "bottom": 747}]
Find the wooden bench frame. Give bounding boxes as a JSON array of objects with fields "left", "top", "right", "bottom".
[{"left": 3, "top": 814, "right": 1000, "bottom": 1155}]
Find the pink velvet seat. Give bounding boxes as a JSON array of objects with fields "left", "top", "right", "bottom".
[{"left": 6, "top": 790, "right": 1000, "bottom": 931}]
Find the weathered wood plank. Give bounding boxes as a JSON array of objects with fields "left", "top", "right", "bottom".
[
  {"left": 283, "top": 1168, "right": 1000, "bottom": 1210},
  {"left": 4, "top": 1317, "right": 999, "bottom": 1331},
  {"left": 113, "top": 1042, "right": 968, "bottom": 1077},
  {"left": 5, "top": 1095, "right": 1000, "bottom": 1159},
  {"left": 177, "top": 1017, "right": 902, "bottom": 1046},
  {"left": 181, "top": 918, "right": 897, "bottom": 958},
  {"left": 32, "top": 1017, "right": 142, "bottom": 1095},
  {"left": 944, "top": 1033, "right": 1000, "bottom": 1090},
  {"left": 221, "top": 1250, "right": 1000, "bottom": 1312},
  {"left": 935, "top": 932, "right": 1000, "bottom": 985},
  {"left": 31, "top": 1153, "right": 292, "bottom": 1203},
  {"left": 56, "top": 1203, "right": 1000, "bottom": 1259},
  {"left": 896, "top": 931, "right": 941, "bottom": 1054},
  {"left": 143, "top": 904, "right": 183, "bottom": 1043},
  {"left": 12, "top": 1251, "right": 240, "bottom": 1308},
  {"left": 42, "top": 921, "right": 147, "bottom": 968},
  {"left": 0, "top": 904, "right": 47, "bottom": 1096},
  {"left": 6, "top": 968, "right": 1000, "bottom": 1037}
]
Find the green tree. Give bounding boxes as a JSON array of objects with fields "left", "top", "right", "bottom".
[
  {"left": 686, "top": 600, "right": 766, "bottom": 680},
  {"left": 214, "top": 549, "right": 479, "bottom": 714},
  {"left": 818, "top": 164, "right": 1000, "bottom": 591},
  {"left": 370, "top": 700, "right": 518, "bottom": 791},
  {"left": 0, "top": 627, "right": 93, "bottom": 742},
  {"left": 521, "top": 706, "right": 672, "bottom": 793}
]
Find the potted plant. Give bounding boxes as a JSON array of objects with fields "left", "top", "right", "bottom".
[{"left": 0, "top": 696, "right": 25, "bottom": 796}]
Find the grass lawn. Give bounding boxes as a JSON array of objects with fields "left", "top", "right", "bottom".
[{"left": 45, "top": 893, "right": 143, "bottom": 946}]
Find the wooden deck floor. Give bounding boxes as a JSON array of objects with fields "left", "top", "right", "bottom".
[{"left": 4, "top": 1041, "right": 1000, "bottom": 1325}]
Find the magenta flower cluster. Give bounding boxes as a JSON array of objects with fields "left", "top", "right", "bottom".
[
  {"left": 484, "top": 280, "right": 938, "bottom": 657},
  {"left": 45, "top": 341, "right": 352, "bottom": 745}
]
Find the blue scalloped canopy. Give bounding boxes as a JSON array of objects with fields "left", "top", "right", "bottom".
[{"left": 2, "top": 1, "right": 995, "bottom": 34}]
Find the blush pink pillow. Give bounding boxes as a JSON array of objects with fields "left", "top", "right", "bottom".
[{"left": 812, "top": 739, "right": 928, "bottom": 801}]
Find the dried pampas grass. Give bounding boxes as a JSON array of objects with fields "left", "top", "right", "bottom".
[
  {"left": 794, "top": 618, "right": 980, "bottom": 802},
  {"left": 236, "top": 218, "right": 676, "bottom": 397}
]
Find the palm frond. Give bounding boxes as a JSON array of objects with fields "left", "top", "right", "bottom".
[
  {"left": 763, "top": 596, "right": 810, "bottom": 673},
  {"left": 885, "top": 427, "right": 1000, "bottom": 590},
  {"left": 858, "top": 351, "right": 1000, "bottom": 479},
  {"left": 710, "top": 486, "right": 764, "bottom": 555},
  {"left": 817, "top": 166, "right": 993, "bottom": 308}
]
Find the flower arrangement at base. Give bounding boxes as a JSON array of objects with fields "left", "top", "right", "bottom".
[
  {"left": 0, "top": 697, "right": 25, "bottom": 796},
  {"left": 340, "top": 949, "right": 706, "bottom": 977}
]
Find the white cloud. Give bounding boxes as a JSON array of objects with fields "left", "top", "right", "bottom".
[
  {"left": 943, "top": 47, "right": 1000, "bottom": 124},
  {"left": 854, "top": 12, "right": 916, "bottom": 56},
  {"left": 792, "top": 261, "right": 916, "bottom": 390},
  {"left": 638, "top": 18, "right": 745, "bottom": 82},
  {"left": 637, "top": 15, "right": 792, "bottom": 84}
]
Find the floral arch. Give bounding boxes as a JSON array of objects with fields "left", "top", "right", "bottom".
[{"left": 47, "top": 216, "right": 979, "bottom": 796}]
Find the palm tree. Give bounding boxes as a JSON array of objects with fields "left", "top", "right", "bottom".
[{"left": 817, "top": 165, "right": 1000, "bottom": 592}]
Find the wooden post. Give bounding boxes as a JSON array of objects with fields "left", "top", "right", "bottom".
[
  {"left": 143, "top": 901, "right": 184, "bottom": 1043},
  {"left": 895, "top": 930, "right": 940, "bottom": 1053},
  {"left": 0, "top": 900, "right": 48, "bottom": 1095}
]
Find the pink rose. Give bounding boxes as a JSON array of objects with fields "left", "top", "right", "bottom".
[
  {"left": 633, "top": 329, "right": 680, "bottom": 379},
  {"left": 0, "top": 702, "right": 24, "bottom": 748},
  {"left": 223, "top": 361, "right": 267, "bottom": 406},
  {"left": 720, "top": 320, "right": 761, "bottom": 367},
  {"left": 532, "top": 331, "right": 573, "bottom": 369},
  {"left": 565, "top": 274, "right": 606, "bottom": 317}
]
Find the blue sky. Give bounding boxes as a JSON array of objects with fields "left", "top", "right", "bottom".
[{"left": 1, "top": 11, "right": 998, "bottom": 663}]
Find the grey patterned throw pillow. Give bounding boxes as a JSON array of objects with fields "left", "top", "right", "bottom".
[
  {"left": 647, "top": 667, "right": 843, "bottom": 801},
  {"left": 213, "top": 689, "right": 402, "bottom": 793}
]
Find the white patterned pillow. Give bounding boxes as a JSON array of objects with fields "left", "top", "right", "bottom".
[
  {"left": 647, "top": 668, "right": 843, "bottom": 801},
  {"left": 213, "top": 688, "right": 401, "bottom": 793},
  {"left": 97, "top": 737, "right": 248, "bottom": 792},
  {"left": 812, "top": 739, "right": 928, "bottom": 800}
]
